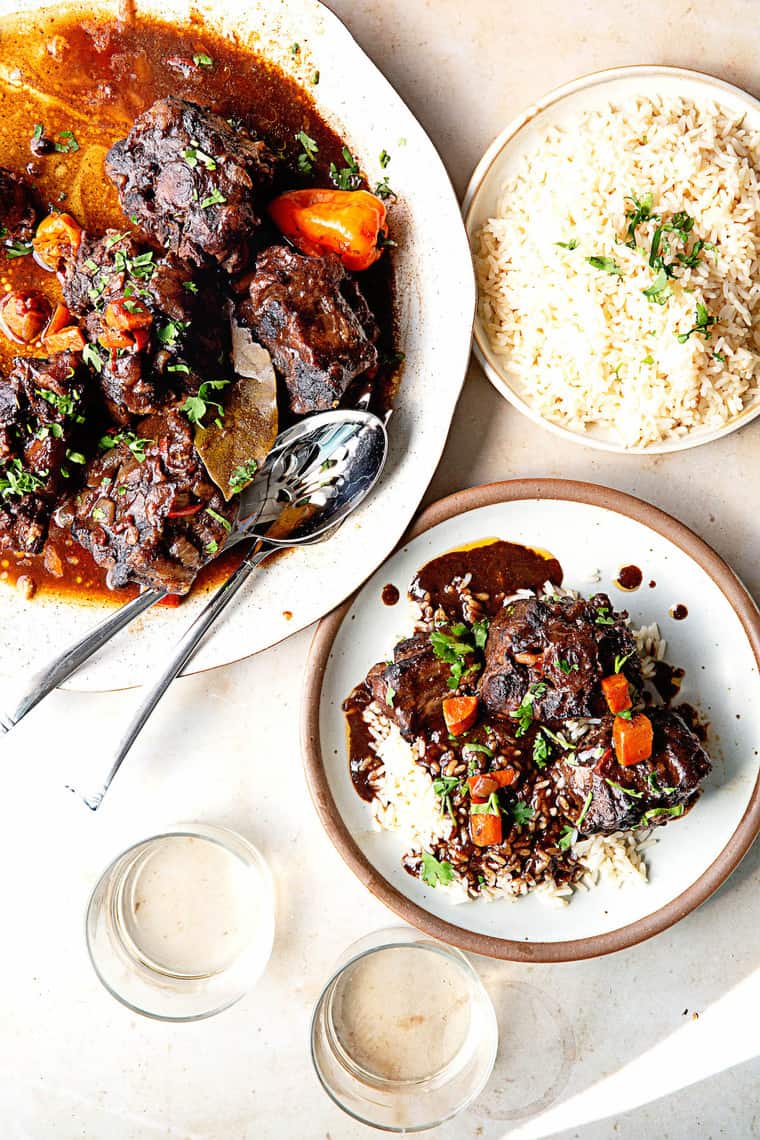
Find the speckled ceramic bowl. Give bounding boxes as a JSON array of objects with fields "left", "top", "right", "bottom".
[
  {"left": 0, "top": 0, "right": 475, "bottom": 690},
  {"left": 464, "top": 65, "right": 760, "bottom": 455}
]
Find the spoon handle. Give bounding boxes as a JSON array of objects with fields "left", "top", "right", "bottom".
[
  {"left": 0, "top": 586, "right": 166, "bottom": 734},
  {"left": 79, "top": 543, "right": 275, "bottom": 810}
]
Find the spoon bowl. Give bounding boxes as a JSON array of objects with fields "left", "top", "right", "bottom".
[{"left": 236, "top": 409, "right": 389, "bottom": 547}]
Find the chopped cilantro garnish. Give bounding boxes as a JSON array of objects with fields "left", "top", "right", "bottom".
[
  {"left": 555, "top": 238, "right": 579, "bottom": 250},
  {"left": 157, "top": 320, "right": 188, "bottom": 346},
  {"left": 614, "top": 652, "right": 634, "bottom": 674},
  {"left": 205, "top": 539, "right": 219, "bottom": 554},
  {"left": 98, "top": 430, "right": 152, "bottom": 462},
  {"left": 200, "top": 187, "right": 226, "bottom": 209},
  {"left": 510, "top": 683, "right": 546, "bottom": 737},
  {"left": 420, "top": 850, "right": 455, "bottom": 888},
  {"left": 576, "top": 790, "right": 593, "bottom": 830},
  {"left": 677, "top": 302, "right": 718, "bottom": 344},
  {"left": 229, "top": 459, "right": 259, "bottom": 494},
  {"left": 6, "top": 240, "right": 32, "bottom": 259},
  {"left": 624, "top": 191, "right": 656, "bottom": 249},
  {"left": 374, "top": 176, "right": 396, "bottom": 200},
  {"left": 0, "top": 458, "right": 47, "bottom": 499},
  {"left": 205, "top": 507, "right": 231, "bottom": 530},
  {"left": 183, "top": 143, "right": 217, "bottom": 171},
  {"left": 586, "top": 255, "right": 623, "bottom": 276},
  {"left": 329, "top": 146, "right": 361, "bottom": 191},
  {"left": 472, "top": 617, "right": 489, "bottom": 649},
  {"left": 82, "top": 344, "right": 104, "bottom": 373},
  {"left": 511, "top": 801, "right": 534, "bottom": 826},
  {"left": 646, "top": 772, "right": 677, "bottom": 797},
  {"left": 54, "top": 129, "right": 79, "bottom": 154},
  {"left": 642, "top": 267, "right": 672, "bottom": 305},
  {"left": 558, "top": 824, "right": 577, "bottom": 851},
  {"left": 385, "top": 683, "right": 395, "bottom": 707},
  {"left": 296, "top": 130, "right": 319, "bottom": 174},
  {"left": 35, "top": 386, "right": 81, "bottom": 418},
  {"left": 461, "top": 742, "right": 494, "bottom": 758},
  {"left": 471, "top": 793, "right": 501, "bottom": 817},
  {"left": 605, "top": 779, "right": 644, "bottom": 799},
  {"left": 193, "top": 52, "right": 213, "bottom": 67},
  {"left": 640, "top": 804, "right": 685, "bottom": 826},
  {"left": 181, "top": 379, "right": 229, "bottom": 426},
  {"left": 532, "top": 730, "right": 551, "bottom": 768},
  {"left": 594, "top": 606, "right": 615, "bottom": 626}
]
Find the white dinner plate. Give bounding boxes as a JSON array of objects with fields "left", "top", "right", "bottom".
[
  {"left": 463, "top": 65, "right": 760, "bottom": 454},
  {"left": 0, "top": 0, "right": 475, "bottom": 690},
  {"left": 303, "top": 480, "right": 760, "bottom": 961}
]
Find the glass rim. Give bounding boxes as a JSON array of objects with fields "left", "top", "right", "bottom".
[
  {"left": 309, "top": 927, "right": 498, "bottom": 1132},
  {"left": 85, "top": 822, "right": 274, "bottom": 1023}
]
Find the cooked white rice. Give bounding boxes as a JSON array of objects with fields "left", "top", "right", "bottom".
[
  {"left": 366, "top": 712, "right": 652, "bottom": 907},
  {"left": 474, "top": 96, "right": 760, "bottom": 446}
]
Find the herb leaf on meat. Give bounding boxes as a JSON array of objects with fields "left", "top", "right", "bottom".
[
  {"left": 605, "top": 779, "right": 644, "bottom": 799},
  {"left": 576, "top": 789, "right": 594, "bottom": 830},
  {"left": 98, "top": 430, "right": 152, "bottom": 463},
  {"left": 640, "top": 804, "right": 685, "bottom": 826},
  {"left": 0, "top": 459, "right": 47, "bottom": 499},
  {"left": 510, "top": 682, "right": 546, "bottom": 737}
]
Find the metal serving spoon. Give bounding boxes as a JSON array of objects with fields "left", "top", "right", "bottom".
[
  {"left": 70, "top": 407, "right": 388, "bottom": 809},
  {"left": 0, "top": 409, "right": 387, "bottom": 738}
]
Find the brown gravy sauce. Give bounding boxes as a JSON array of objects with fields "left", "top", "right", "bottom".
[
  {"left": 410, "top": 539, "right": 562, "bottom": 620},
  {"left": 671, "top": 604, "right": 689, "bottom": 621},
  {"left": 381, "top": 583, "right": 399, "bottom": 606},
  {"left": 615, "top": 564, "right": 643, "bottom": 591}
]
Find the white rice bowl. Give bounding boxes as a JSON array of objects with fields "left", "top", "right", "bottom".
[{"left": 473, "top": 96, "right": 760, "bottom": 447}]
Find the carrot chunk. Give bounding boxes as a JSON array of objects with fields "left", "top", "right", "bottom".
[
  {"left": 42, "top": 326, "right": 86, "bottom": 353},
  {"left": 470, "top": 811, "right": 502, "bottom": 847},
  {"left": 442, "top": 695, "right": 478, "bottom": 735},
  {"left": 467, "top": 769, "right": 517, "bottom": 803},
  {"left": 601, "top": 673, "right": 632, "bottom": 714},
  {"left": 613, "top": 713, "right": 653, "bottom": 766}
]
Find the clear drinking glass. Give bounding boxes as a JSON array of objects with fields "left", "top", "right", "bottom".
[
  {"left": 311, "top": 926, "right": 498, "bottom": 1132},
  {"left": 86, "top": 823, "right": 274, "bottom": 1021}
]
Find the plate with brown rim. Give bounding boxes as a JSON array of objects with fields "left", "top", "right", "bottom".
[{"left": 302, "top": 479, "right": 760, "bottom": 961}]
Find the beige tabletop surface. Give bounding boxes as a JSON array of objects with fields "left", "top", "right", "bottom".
[{"left": 1, "top": 1, "right": 759, "bottom": 1138}]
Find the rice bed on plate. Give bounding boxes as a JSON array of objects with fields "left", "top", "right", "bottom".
[{"left": 474, "top": 96, "right": 760, "bottom": 446}]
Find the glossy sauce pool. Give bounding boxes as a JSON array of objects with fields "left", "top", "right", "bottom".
[{"left": 0, "top": 8, "right": 397, "bottom": 604}]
